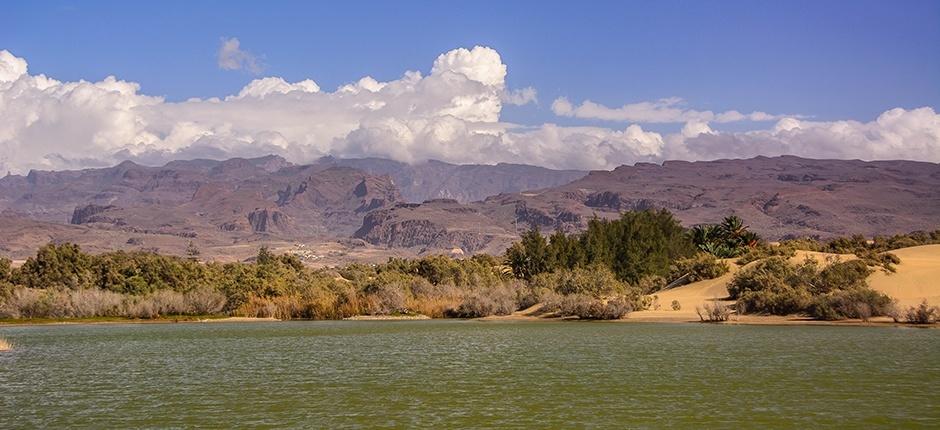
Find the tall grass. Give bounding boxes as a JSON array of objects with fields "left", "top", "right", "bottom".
[{"left": 0, "top": 337, "right": 11, "bottom": 351}]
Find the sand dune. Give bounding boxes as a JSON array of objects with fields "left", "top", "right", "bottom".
[
  {"left": 628, "top": 245, "right": 940, "bottom": 321},
  {"left": 869, "top": 245, "right": 940, "bottom": 307},
  {"left": 627, "top": 263, "right": 739, "bottom": 322}
]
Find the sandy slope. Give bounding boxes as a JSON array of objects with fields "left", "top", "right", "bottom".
[
  {"left": 626, "top": 245, "right": 940, "bottom": 321},
  {"left": 627, "top": 262, "right": 740, "bottom": 322},
  {"left": 869, "top": 245, "right": 940, "bottom": 307}
]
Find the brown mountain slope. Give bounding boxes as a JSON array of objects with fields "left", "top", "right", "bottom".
[
  {"left": 361, "top": 156, "right": 940, "bottom": 250},
  {"left": 1, "top": 155, "right": 938, "bottom": 257},
  {"left": 0, "top": 155, "right": 583, "bottom": 256},
  {"left": 318, "top": 157, "right": 587, "bottom": 203}
]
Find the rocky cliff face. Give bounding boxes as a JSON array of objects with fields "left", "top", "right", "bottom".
[
  {"left": 319, "top": 157, "right": 587, "bottom": 203},
  {"left": 2, "top": 155, "right": 938, "bottom": 257},
  {"left": 355, "top": 201, "right": 516, "bottom": 254},
  {"left": 483, "top": 156, "right": 940, "bottom": 239},
  {"left": 70, "top": 204, "right": 119, "bottom": 225},
  {"left": 247, "top": 208, "right": 291, "bottom": 234}
]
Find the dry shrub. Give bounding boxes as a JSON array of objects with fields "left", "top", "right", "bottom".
[
  {"left": 903, "top": 300, "right": 940, "bottom": 324},
  {"left": 185, "top": 287, "right": 227, "bottom": 315},
  {"left": 234, "top": 296, "right": 278, "bottom": 318},
  {"left": 697, "top": 302, "right": 732, "bottom": 322},
  {"left": 450, "top": 285, "right": 519, "bottom": 318},
  {"left": 362, "top": 283, "right": 408, "bottom": 315},
  {"left": 148, "top": 290, "right": 188, "bottom": 315},
  {"left": 69, "top": 289, "right": 124, "bottom": 317},
  {"left": 542, "top": 293, "right": 633, "bottom": 320},
  {"left": 334, "top": 285, "right": 364, "bottom": 318},
  {"left": 405, "top": 283, "right": 462, "bottom": 318},
  {"left": 124, "top": 297, "right": 159, "bottom": 319},
  {"left": 671, "top": 300, "right": 681, "bottom": 311}
]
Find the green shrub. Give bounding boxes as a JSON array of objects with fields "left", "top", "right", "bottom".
[
  {"left": 736, "top": 285, "right": 812, "bottom": 315},
  {"left": 636, "top": 275, "right": 667, "bottom": 295},
  {"left": 811, "top": 260, "right": 872, "bottom": 295},
  {"left": 668, "top": 253, "right": 729, "bottom": 285},
  {"left": 505, "top": 209, "right": 695, "bottom": 284},
  {"left": 736, "top": 243, "right": 796, "bottom": 266},
  {"left": 727, "top": 257, "right": 811, "bottom": 300},
  {"left": 542, "top": 293, "right": 633, "bottom": 320},
  {"left": 808, "top": 288, "right": 894, "bottom": 321},
  {"left": 530, "top": 266, "right": 629, "bottom": 298}
]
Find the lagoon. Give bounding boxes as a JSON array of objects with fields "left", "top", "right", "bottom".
[{"left": 1, "top": 321, "right": 938, "bottom": 428}]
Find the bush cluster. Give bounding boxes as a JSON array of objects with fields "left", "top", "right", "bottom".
[
  {"left": 505, "top": 209, "right": 695, "bottom": 284},
  {"left": 667, "top": 253, "right": 729, "bottom": 286},
  {"left": 728, "top": 257, "right": 894, "bottom": 320}
]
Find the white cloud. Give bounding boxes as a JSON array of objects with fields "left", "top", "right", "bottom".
[
  {"left": 217, "top": 37, "right": 263, "bottom": 74},
  {"left": 552, "top": 96, "right": 793, "bottom": 124},
  {"left": 502, "top": 87, "right": 537, "bottom": 106},
  {"left": 0, "top": 50, "right": 28, "bottom": 82},
  {"left": 672, "top": 108, "right": 940, "bottom": 162},
  {"left": 0, "top": 47, "right": 938, "bottom": 175},
  {"left": 233, "top": 77, "right": 320, "bottom": 99}
]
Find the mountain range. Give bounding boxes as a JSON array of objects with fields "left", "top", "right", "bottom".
[{"left": 1, "top": 155, "right": 937, "bottom": 262}]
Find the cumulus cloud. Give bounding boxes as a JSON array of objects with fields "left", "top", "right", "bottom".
[
  {"left": 217, "top": 37, "right": 263, "bottom": 74},
  {"left": 0, "top": 47, "right": 938, "bottom": 175},
  {"left": 670, "top": 107, "right": 940, "bottom": 161},
  {"left": 552, "top": 96, "right": 793, "bottom": 124}
]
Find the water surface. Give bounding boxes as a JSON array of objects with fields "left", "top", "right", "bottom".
[{"left": 1, "top": 321, "right": 938, "bottom": 428}]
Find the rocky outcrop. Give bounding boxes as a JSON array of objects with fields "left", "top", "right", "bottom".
[
  {"left": 70, "top": 204, "right": 120, "bottom": 225},
  {"left": 247, "top": 208, "right": 291, "bottom": 234},
  {"left": 354, "top": 202, "right": 514, "bottom": 253}
]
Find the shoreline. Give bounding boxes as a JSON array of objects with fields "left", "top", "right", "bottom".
[
  {"left": 2, "top": 314, "right": 936, "bottom": 328},
  {"left": 0, "top": 316, "right": 280, "bottom": 327}
]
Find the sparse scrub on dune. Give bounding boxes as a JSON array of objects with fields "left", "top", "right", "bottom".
[
  {"left": 807, "top": 288, "right": 894, "bottom": 321},
  {"left": 541, "top": 293, "right": 633, "bottom": 320},
  {"left": 667, "top": 253, "right": 729, "bottom": 286},
  {"left": 901, "top": 300, "right": 940, "bottom": 324},
  {"left": 696, "top": 302, "right": 732, "bottom": 322},
  {"left": 728, "top": 256, "right": 895, "bottom": 320},
  {"left": 735, "top": 243, "right": 796, "bottom": 266}
]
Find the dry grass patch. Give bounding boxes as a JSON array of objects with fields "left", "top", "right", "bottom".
[{"left": 0, "top": 337, "right": 12, "bottom": 352}]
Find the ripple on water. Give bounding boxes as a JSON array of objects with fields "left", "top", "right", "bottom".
[{"left": 0, "top": 321, "right": 938, "bottom": 428}]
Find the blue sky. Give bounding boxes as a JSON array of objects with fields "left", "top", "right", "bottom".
[
  {"left": 5, "top": 0, "right": 938, "bottom": 125},
  {"left": 1, "top": 1, "right": 939, "bottom": 172}
]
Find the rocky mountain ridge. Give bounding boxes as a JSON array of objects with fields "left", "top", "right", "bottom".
[{"left": 1, "top": 155, "right": 938, "bottom": 259}]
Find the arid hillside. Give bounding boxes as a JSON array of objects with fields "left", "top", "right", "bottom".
[{"left": 1, "top": 155, "right": 938, "bottom": 258}]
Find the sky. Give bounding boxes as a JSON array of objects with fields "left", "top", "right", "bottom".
[{"left": 1, "top": 0, "right": 939, "bottom": 173}]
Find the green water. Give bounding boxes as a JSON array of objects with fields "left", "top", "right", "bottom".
[{"left": 1, "top": 321, "right": 938, "bottom": 428}]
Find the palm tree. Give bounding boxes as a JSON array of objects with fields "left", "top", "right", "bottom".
[{"left": 693, "top": 216, "right": 761, "bottom": 257}]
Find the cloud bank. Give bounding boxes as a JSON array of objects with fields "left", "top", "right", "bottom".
[
  {"left": 0, "top": 46, "right": 938, "bottom": 174},
  {"left": 551, "top": 96, "right": 790, "bottom": 123}
]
